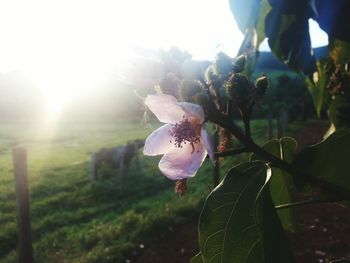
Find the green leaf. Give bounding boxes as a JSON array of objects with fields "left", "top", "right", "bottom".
[
  {"left": 191, "top": 253, "right": 204, "bottom": 263},
  {"left": 314, "top": 1, "right": 350, "bottom": 43},
  {"left": 198, "top": 162, "right": 294, "bottom": 263},
  {"left": 266, "top": 2, "right": 315, "bottom": 73},
  {"left": 251, "top": 138, "right": 297, "bottom": 232},
  {"left": 293, "top": 129, "right": 350, "bottom": 190},
  {"left": 280, "top": 137, "right": 297, "bottom": 163},
  {"left": 256, "top": 0, "right": 272, "bottom": 45},
  {"left": 229, "top": 0, "right": 260, "bottom": 34}
]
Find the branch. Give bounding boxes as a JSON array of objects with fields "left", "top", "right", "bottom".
[
  {"left": 275, "top": 197, "right": 342, "bottom": 210},
  {"left": 206, "top": 106, "right": 350, "bottom": 201},
  {"left": 215, "top": 147, "right": 250, "bottom": 157}
]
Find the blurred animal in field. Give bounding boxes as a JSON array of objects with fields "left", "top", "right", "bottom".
[{"left": 90, "top": 139, "right": 144, "bottom": 181}]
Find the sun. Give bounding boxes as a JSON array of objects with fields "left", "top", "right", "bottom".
[{"left": 0, "top": 0, "right": 244, "bottom": 122}]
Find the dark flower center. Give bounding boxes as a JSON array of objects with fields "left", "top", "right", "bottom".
[{"left": 169, "top": 117, "right": 200, "bottom": 148}]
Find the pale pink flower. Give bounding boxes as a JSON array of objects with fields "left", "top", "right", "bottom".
[{"left": 143, "top": 94, "right": 214, "bottom": 180}]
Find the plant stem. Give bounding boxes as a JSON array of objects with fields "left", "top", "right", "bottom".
[
  {"left": 242, "top": 115, "right": 251, "bottom": 137},
  {"left": 275, "top": 197, "right": 342, "bottom": 210},
  {"left": 207, "top": 107, "right": 350, "bottom": 201},
  {"left": 215, "top": 147, "right": 249, "bottom": 157}
]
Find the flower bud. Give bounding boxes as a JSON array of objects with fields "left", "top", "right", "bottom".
[
  {"left": 255, "top": 75, "right": 269, "bottom": 96},
  {"left": 225, "top": 73, "right": 254, "bottom": 106},
  {"left": 175, "top": 179, "right": 187, "bottom": 197},
  {"left": 218, "top": 128, "right": 233, "bottom": 153},
  {"left": 225, "top": 73, "right": 257, "bottom": 123},
  {"left": 204, "top": 65, "right": 218, "bottom": 83}
]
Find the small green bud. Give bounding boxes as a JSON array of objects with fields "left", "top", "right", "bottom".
[
  {"left": 204, "top": 65, "right": 218, "bottom": 83},
  {"left": 255, "top": 75, "right": 269, "bottom": 96},
  {"left": 225, "top": 73, "right": 256, "bottom": 122},
  {"left": 225, "top": 73, "right": 253, "bottom": 104}
]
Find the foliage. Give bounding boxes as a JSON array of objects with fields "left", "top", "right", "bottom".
[
  {"left": 293, "top": 129, "right": 350, "bottom": 191},
  {"left": 181, "top": 1, "right": 350, "bottom": 262},
  {"left": 251, "top": 137, "right": 297, "bottom": 232},
  {"left": 128, "top": 2, "right": 350, "bottom": 262},
  {"left": 229, "top": 0, "right": 350, "bottom": 128},
  {"left": 198, "top": 162, "right": 293, "bottom": 263}
]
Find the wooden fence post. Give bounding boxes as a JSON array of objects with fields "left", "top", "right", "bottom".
[{"left": 12, "top": 147, "right": 34, "bottom": 263}]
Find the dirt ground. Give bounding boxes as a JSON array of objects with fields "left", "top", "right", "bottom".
[{"left": 131, "top": 121, "right": 350, "bottom": 263}]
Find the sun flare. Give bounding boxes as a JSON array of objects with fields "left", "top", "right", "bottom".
[{"left": 0, "top": 0, "right": 243, "bottom": 121}]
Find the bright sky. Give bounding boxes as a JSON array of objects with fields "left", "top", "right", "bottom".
[{"left": 0, "top": 0, "right": 328, "bottom": 116}]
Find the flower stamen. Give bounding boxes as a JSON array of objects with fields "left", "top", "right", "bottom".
[{"left": 169, "top": 116, "right": 200, "bottom": 149}]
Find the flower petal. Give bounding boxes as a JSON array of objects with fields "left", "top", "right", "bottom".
[
  {"left": 143, "top": 124, "right": 175, "bottom": 156},
  {"left": 158, "top": 141, "right": 207, "bottom": 180},
  {"left": 145, "top": 94, "right": 185, "bottom": 124},
  {"left": 178, "top": 102, "right": 205, "bottom": 123},
  {"left": 201, "top": 128, "right": 215, "bottom": 162}
]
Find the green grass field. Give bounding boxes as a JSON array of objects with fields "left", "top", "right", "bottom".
[{"left": 0, "top": 118, "right": 277, "bottom": 263}]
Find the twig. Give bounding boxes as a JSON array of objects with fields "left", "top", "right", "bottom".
[
  {"left": 215, "top": 147, "right": 249, "bottom": 157},
  {"left": 275, "top": 197, "right": 342, "bottom": 210},
  {"left": 206, "top": 106, "right": 350, "bottom": 201}
]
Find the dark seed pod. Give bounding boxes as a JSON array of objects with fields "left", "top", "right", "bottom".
[{"left": 225, "top": 73, "right": 255, "bottom": 106}]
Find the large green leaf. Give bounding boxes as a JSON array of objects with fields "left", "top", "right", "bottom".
[
  {"left": 293, "top": 129, "right": 350, "bottom": 189},
  {"left": 266, "top": 0, "right": 315, "bottom": 73},
  {"left": 256, "top": 0, "right": 272, "bottom": 45},
  {"left": 198, "top": 162, "right": 294, "bottom": 263},
  {"left": 229, "top": 0, "right": 260, "bottom": 34},
  {"left": 191, "top": 253, "right": 204, "bottom": 263},
  {"left": 313, "top": 0, "right": 350, "bottom": 43},
  {"left": 230, "top": 0, "right": 315, "bottom": 73},
  {"left": 251, "top": 138, "right": 297, "bottom": 232}
]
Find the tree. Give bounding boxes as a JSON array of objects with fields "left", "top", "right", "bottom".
[{"left": 141, "top": 1, "right": 350, "bottom": 262}]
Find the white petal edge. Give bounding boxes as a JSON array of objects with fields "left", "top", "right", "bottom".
[
  {"left": 145, "top": 94, "right": 185, "bottom": 124},
  {"left": 178, "top": 102, "right": 205, "bottom": 123},
  {"left": 143, "top": 124, "right": 175, "bottom": 156},
  {"left": 158, "top": 142, "right": 207, "bottom": 180},
  {"left": 201, "top": 128, "right": 215, "bottom": 162}
]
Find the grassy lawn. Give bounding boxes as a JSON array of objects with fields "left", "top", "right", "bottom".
[{"left": 0, "top": 118, "right": 284, "bottom": 263}]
